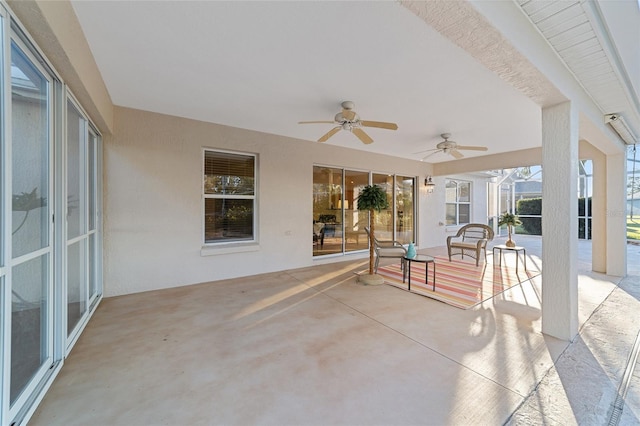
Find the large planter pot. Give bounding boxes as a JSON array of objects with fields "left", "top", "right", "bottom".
[{"left": 506, "top": 239, "right": 516, "bottom": 248}]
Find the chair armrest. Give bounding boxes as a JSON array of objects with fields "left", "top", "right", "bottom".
[{"left": 377, "top": 239, "right": 403, "bottom": 248}]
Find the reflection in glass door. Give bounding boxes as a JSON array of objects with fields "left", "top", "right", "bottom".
[
  {"left": 396, "top": 176, "right": 415, "bottom": 244},
  {"left": 372, "top": 174, "right": 394, "bottom": 240},
  {"left": 88, "top": 129, "right": 100, "bottom": 304},
  {"left": 66, "top": 96, "right": 102, "bottom": 345},
  {"left": 344, "top": 171, "right": 369, "bottom": 252},
  {"left": 312, "top": 167, "right": 343, "bottom": 256},
  {"left": 313, "top": 168, "right": 416, "bottom": 256},
  {"left": 8, "top": 39, "right": 54, "bottom": 414},
  {"left": 2, "top": 14, "right": 103, "bottom": 423},
  {"left": 66, "top": 99, "right": 88, "bottom": 337}
]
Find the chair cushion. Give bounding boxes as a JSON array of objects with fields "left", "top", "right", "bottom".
[{"left": 450, "top": 241, "right": 481, "bottom": 249}]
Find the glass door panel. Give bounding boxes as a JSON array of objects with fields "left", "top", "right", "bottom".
[
  {"left": 66, "top": 99, "right": 88, "bottom": 339},
  {"left": 9, "top": 40, "right": 53, "bottom": 410},
  {"left": 88, "top": 130, "right": 99, "bottom": 303},
  {"left": 67, "top": 101, "right": 86, "bottom": 240},
  {"left": 313, "top": 167, "right": 343, "bottom": 256},
  {"left": 396, "top": 176, "right": 414, "bottom": 244},
  {"left": 88, "top": 131, "right": 96, "bottom": 232},
  {"left": 371, "top": 174, "right": 393, "bottom": 239},
  {"left": 344, "top": 170, "right": 369, "bottom": 252},
  {"left": 66, "top": 240, "right": 87, "bottom": 334},
  {"left": 89, "top": 234, "right": 98, "bottom": 302},
  {"left": 10, "top": 255, "right": 49, "bottom": 404},
  {"left": 11, "top": 45, "right": 49, "bottom": 259}
]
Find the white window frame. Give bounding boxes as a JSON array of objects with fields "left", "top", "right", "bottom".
[
  {"left": 446, "top": 179, "right": 471, "bottom": 226},
  {"left": 202, "top": 148, "right": 257, "bottom": 246}
]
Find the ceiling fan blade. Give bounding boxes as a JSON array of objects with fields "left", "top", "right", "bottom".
[
  {"left": 421, "top": 151, "right": 440, "bottom": 161},
  {"left": 352, "top": 128, "right": 374, "bottom": 144},
  {"left": 342, "top": 109, "right": 357, "bottom": 121},
  {"left": 318, "top": 126, "right": 341, "bottom": 142},
  {"left": 456, "top": 145, "right": 488, "bottom": 151},
  {"left": 299, "top": 121, "right": 335, "bottom": 124},
  {"left": 450, "top": 149, "right": 464, "bottom": 159},
  {"left": 361, "top": 120, "right": 398, "bottom": 130},
  {"left": 413, "top": 148, "right": 438, "bottom": 154}
]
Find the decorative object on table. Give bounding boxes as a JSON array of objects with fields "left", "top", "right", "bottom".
[
  {"left": 407, "top": 242, "right": 416, "bottom": 258},
  {"left": 357, "top": 184, "right": 390, "bottom": 285},
  {"left": 498, "top": 212, "right": 522, "bottom": 248}
]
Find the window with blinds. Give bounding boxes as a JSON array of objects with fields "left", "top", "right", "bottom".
[{"left": 204, "top": 150, "right": 256, "bottom": 243}]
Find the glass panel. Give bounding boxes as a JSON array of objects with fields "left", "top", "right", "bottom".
[
  {"left": 89, "top": 233, "right": 98, "bottom": 301},
  {"left": 67, "top": 239, "right": 87, "bottom": 335},
  {"left": 459, "top": 204, "right": 470, "bottom": 225},
  {"left": 371, "top": 174, "right": 393, "bottom": 240},
  {"left": 67, "top": 100, "right": 86, "bottom": 239},
  {"left": 11, "top": 42, "right": 49, "bottom": 258},
  {"left": 344, "top": 170, "right": 369, "bottom": 253},
  {"left": 312, "top": 167, "right": 343, "bottom": 256},
  {"left": 11, "top": 254, "right": 49, "bottom": 405},
  {"left": 88, "top": 131, "right": 96, "bottom": 231},
  {"left": 445, "top": 204, "right": 456, "bottom": 226},
  {"left": 204, "top": 198, "right": 254, "bottom": 243},
  {"left": 458, "top": 182, "right": 470, "bottom": 202},
  {"left": 396, "top": 176, "right": 414, "bottom": 244},
  {"left": 445, "top": 180, "right": 457, "bottom": 203},
  {"left": 204, "top": 151, "right": 255, "bottom": 196}
]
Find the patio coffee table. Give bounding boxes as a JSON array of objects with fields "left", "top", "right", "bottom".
[
  {"left": 492, "top": 244, "right": 526, "bottom": 273},
  {"left": 402, "top": 254, "right": 436, "bottom": 291}
]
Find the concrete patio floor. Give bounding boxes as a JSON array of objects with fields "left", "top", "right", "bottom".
[{"left": 29, "top": 236, "right": 640, "bottom": 425}]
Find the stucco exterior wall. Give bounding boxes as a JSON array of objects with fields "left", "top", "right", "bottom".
[
  {"left": 419, "top": 173, "right": 490, "bottom": 248},
  {"left": 104, "top": 107, "right": 433, "bottom": 296}
]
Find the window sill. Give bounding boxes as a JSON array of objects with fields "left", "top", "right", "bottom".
[{"left": 201, "top": 243, "right": 260, "bottom": 257}]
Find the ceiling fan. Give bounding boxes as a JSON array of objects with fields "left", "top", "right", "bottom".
[
  {"left": 418, "top": 133, "right": 488, "bottom": 160},
  {"left": 299, "top": 101, "right": 398, "bottom": 144}
]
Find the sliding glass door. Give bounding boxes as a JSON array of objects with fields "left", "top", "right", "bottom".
[
  {"left": 66, "top": 98, "right": 101, "bottom": 344},
  {"left": 8, "top": 38, "right": 54, "bottom": 417},
  {"left": 313, "top": 166, "right": 415, "bottom": 257},
  {"left": 1, "top": 13, "right": 103, "bottom": 424},
  {"left": 66, "top": 99, "right": 88, "bottom": 339}
]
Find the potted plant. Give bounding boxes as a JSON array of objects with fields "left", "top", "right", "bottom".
[
  {"left": 357, "top": 184, "right": 389, "bottom": 285},
  {"left": 498, "top": 211, "right": 522, "bottom": 248}
]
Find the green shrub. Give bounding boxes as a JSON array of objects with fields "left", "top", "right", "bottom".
[
  {"left": 515, "top": 197, "right": 592, "bottom": 238},
  {"left": 517, "top": 198, "right": 542, "bottom": 235}
]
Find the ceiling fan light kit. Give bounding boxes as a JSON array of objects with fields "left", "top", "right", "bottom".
[{"left": 299, "top": 101, "right": 398, "bottom": 145}]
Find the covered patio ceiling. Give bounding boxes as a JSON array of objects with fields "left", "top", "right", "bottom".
[{"left": 70, "top": 1, "right": 639, "bottom": 164}]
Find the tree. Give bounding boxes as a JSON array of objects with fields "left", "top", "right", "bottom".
[{"left": 357, "top": 185, "right": 389, "bottom": 276}]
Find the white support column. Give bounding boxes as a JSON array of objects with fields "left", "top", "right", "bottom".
[
  {"left": 541, "top": 102, "right": 579, "bottom": 341},
  {"left": 606, "top": 153, "right": 627, "bottom": 276},
  {"left": 591, "top": 151, "right": 606, "bottom": 273}
]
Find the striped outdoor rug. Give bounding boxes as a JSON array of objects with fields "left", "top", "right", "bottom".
[{"left": 377, "top": 255, "right": 540, "bottom": 309}]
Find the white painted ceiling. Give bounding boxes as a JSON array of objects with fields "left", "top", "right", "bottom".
[{"left": 69, "top": 1, "right": 635, "bottom": 163}]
